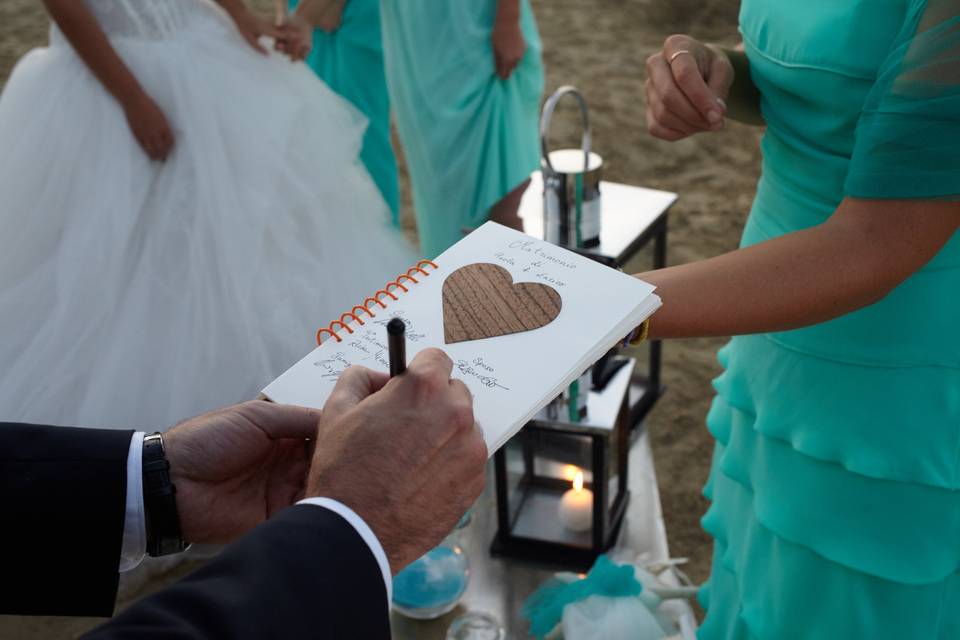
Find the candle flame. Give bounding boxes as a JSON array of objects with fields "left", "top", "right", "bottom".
[
  {"left": 563, "top": 464, "right": 580, "bottom": 482},
  {"left": 573, "top": 470, "right": 584, "bottom": 492}
]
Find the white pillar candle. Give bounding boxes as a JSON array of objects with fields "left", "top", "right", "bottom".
[{"left": 558, "top": 470, "right": 593, "bottom": 532}]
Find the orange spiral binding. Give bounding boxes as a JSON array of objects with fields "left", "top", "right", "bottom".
[{"left": 316, "top": 259, "right": 439, "bottom": 345}]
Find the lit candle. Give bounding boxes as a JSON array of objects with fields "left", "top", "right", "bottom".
[{"left": 558, "top": 470, "right": 593, "bottom": 532}]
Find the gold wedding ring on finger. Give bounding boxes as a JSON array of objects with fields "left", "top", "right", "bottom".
[{"left": 668, "top": 50, "right": 694, "bottom": 64}]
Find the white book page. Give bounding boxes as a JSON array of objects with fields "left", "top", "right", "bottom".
[{"left": 263, "top": 222, "right": 659, "bottom": 453}]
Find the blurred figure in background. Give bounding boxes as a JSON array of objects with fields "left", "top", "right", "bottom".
[
  {"left": 0, "top": 0, "right": 416, "bottom": 433},
  {"left": 380, "top": 0, "right": 544, "bottom": 258},
  {"left": 284, "top": 0, "right": 399, "bottom": 223}
]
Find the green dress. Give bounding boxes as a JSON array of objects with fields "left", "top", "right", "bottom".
[
  {"left": 290, "top": 0, "right": 400, "bottom": 221},
  {"left": 379, "top": 0, "right": 544, "bottom": 258},
  {"left": 699, "top": 0, "right": 960, "bottom": 638}
]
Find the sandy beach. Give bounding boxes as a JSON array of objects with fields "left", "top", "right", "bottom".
[{"left": 0, "top": 1, "right": 761, "bottom": 636}]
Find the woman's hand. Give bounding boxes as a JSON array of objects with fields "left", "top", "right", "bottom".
[
  {"left": 314, "top": 0, "right": 345, "bottom": 33},
  {"left": 645, "top": 34, "right": 734, "bottom": 140},
  {"left": 637, "top": 198, "right": 960, "bottom": 340},
  {"left": 275, "top": 0, "right": 350, "bottom": 61},
  {"left": 221, "top": 0, "right": 281, "bottom": 55},
  {"left": 275, "top": 13, "right": 313, "bottom": 61},
  {"left": 492, "top": 0, "right": 526, "bottom": 80},
  {"left": 123, "top": 92, "right": 175, "bottom": 161}
]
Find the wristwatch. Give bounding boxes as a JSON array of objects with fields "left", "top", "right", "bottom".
[{"left": 142, "top": 432, "right": 189, "bottom": 557}]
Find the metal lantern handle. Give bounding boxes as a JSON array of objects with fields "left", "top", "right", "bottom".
[{"left": 539, "top": 85, "right": 591, "bottom": 175}]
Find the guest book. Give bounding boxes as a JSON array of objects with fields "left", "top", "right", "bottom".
[{"left": 262, "top": 222, "right": 661, "bottom": 454}]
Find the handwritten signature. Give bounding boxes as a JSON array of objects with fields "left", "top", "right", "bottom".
[
  {"left": 372, "top": 315, "right": 427, "bottom": 342},
  {"left": 313, "top": 351, "right": 352, "bottom": 379},
  {"left": 455, "top": 359, "right": 510, "bottom": 391}
]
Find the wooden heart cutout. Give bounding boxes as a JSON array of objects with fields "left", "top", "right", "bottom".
[{"left": 442, "top": 263, "right": 562, "bottom": 344}]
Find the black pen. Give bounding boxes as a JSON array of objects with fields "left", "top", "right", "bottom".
[{"left": 387, "top": 317, "right": 407, "bottom": 376}]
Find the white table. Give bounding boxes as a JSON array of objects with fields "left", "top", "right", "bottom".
[
  {"left": 518, "top": 170, "right": 676, "bottom": 269},
  {"left": 520, "top": 170, "right": 678, "bottom": 427},
  {"left": 390, "top": 430, "right": 698, "bottom": 639}
]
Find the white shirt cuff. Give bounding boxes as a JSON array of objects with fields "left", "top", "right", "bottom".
[
  {"left": 296, "top": 497, "right": 392, "bottom": 607},
  {"left": 119, "top": 431, "right": 146, "bottom": 572}
]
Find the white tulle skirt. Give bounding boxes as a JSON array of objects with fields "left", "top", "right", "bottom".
[{"left": 0, "top": 11, "right": 417, "bottom": 431}]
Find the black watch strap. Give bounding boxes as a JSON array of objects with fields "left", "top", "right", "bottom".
[{"left": 142, "top": 432, "right": 188, "bottom": 557}]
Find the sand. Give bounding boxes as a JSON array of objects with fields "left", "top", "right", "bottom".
[{"left": 0, "top": 1, "right": 761, "bottom": 635}]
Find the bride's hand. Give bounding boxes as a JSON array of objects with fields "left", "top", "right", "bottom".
[
  {"left": 123, "top": 92, "right": 175, "bottom": 162},
  {"left": 221, "top": 0, "right": 281, "bottom": 55},
  {"left": 275, "top": 14, "right": 313, "bottom": 61}
]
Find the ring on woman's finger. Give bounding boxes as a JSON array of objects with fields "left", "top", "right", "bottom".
[{"left": 668, "top": 49, "right": 694, "bottom": 64}]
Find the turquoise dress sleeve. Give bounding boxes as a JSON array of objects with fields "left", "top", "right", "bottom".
[{"left": 844, "top": 0, "right": 960, "bottom": 199}]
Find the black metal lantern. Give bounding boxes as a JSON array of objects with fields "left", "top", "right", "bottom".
[{"left": 490, "top": 357, "right": 635, "bottom": 570}]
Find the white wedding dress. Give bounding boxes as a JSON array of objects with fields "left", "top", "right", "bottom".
[{"left": 0, "top": 0, "right": 418, "bottom": 431}]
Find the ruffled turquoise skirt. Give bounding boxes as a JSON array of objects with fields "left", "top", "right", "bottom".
[
  {"left": 698, "top": 335, "right": 960, "bottom": 639},
  {"left": 701, "top": 0, "right": 960, "bottom": 635}
]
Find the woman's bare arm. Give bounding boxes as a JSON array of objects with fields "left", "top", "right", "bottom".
[
  {"left": 42, "top": 0, "right": 145, "bottom": 106},
  {"left": 42, "top": 0, "right": 174, "bottom": 160},
  {"left": 638, "top": 198, "right": 960, "bottom": 339}
]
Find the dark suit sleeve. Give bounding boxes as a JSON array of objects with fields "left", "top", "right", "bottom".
[
  {"left": 84, "top": 505, "right": 391, "bottom": 640},
  {"left": 0, "top": 423, "right": 133, "bottom": 616}
]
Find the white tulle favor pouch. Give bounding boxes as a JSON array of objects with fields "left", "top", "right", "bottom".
[
  {"left": 523, "top": 555, "right": 684, "bottom": 640},
  {"left": 562, "top": 593, "right": 670, "bottom": 640}
]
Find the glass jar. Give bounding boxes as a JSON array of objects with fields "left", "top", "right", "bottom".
[
  {"left": 446, "top": 611, "right": 505, "bottom": 640},
  {"left": 392, "top": 516, "right": 471, "bottom": 619}
]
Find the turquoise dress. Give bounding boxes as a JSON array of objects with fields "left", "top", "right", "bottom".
[
  {"left": 699, "top": 1, "right": 960, "bottom": 638},
  {"left": 379, "top": 0, "right": 544, "bottom": 258},
  {"left": 290, "top": 0, "right": 399, "bottom": 220}
]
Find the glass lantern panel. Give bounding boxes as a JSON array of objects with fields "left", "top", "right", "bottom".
[
  {"left": 506, "top": 429, "right": 598, "bottom": 548},
  {"left": 502, "top": 433, "right": 533, "bottom": 526},
  {"left": 522, "top": 426, "right": 625, "bottom": 517}
]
